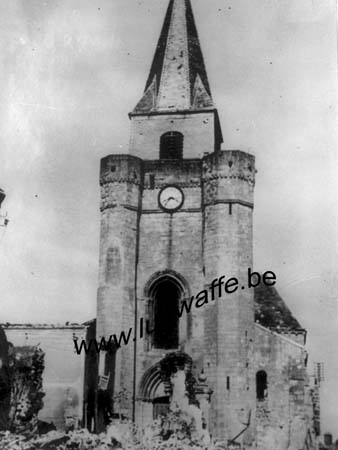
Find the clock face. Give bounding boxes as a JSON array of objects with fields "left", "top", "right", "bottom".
[{"left": 158, "top": 186, "right": 184, "bottom": 212}]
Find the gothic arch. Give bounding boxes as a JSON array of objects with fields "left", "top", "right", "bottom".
[
  {"left": 144, "top": 271, "right": 191, "bottom": 349},
  {"left": 138, "top": 352, "right": 193, "bottom": 402},
  {"left": 144, "top": 270, "right": 189, "bottom": 298},
  {"left": 138, "top": 363, "right": 164, "bottom": 401}
]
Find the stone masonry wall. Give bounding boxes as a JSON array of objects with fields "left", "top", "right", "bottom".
[
  {"left": 202, "top": 150, "right": 255, "bottom": 443},
  {"left": 254, "top": 323, "right": 315, "bottom": 450},
  {"left": 97, "top": 148, "right": 258, "bottom": 441},
  {"left": 97, "top": 155, "right": 143, "bottom": 413},
  {"left": 129, "top": 112, "right": 216, "bottom": 159},
  {"left": 136, "top": 158, "right": 205, "bottom": 390}
]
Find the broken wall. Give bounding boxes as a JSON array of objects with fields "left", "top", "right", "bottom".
[
  {"left": 2, "top": 324, "right": 86, "bottom": 430},
  {"left": 254, "top": 323, "right": 316, "bottom": 450}
]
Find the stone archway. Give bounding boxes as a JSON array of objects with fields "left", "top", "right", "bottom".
[
  {"left": 137, "top": 352, "right": 194, "bottom": 426},
  {"left": 144, "top": 271, "right": 191, "bottom": 350}
]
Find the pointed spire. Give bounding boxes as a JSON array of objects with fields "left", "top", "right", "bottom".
[{"left": 132, "top": 0, "right": 214, "bottom": 114}]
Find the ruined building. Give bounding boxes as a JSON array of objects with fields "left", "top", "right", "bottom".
[
  {"left": 0, "top": 189, "right": 87, "bottom": 431},
  {"left": 95, "top": 0, "right": 318, "bottom": 448}
]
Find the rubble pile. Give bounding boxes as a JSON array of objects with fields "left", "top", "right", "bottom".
[
  {"left": 8, "top": 346, "right": 45, "bottom": 434},
  {"left": 0, "top": 423, "right": 231, "bottom": 450},
  {"left": 0, "top": 429, "right": 115, "bottom": 450}
]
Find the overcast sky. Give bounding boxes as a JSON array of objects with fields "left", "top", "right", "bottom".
[{"left": 0, "top": 0, "right": 337, "bottom": 435}]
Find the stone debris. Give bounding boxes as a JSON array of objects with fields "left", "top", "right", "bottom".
[{"left": 0, "top": 425, "right": 243, "bottom": 450}]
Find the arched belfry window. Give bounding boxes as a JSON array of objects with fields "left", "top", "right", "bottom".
[
  {"left": 149, "top": 275, "right": 182, "bottom": 349},
  {"left": 256, "top": 370, "right": 268, "bottom": 400},
  {"left": 160, "top": 132, "right": 184, "bottom": 159}
]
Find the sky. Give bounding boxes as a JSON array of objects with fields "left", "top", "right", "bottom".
[{"left": 0, "top": 0, "right": 337, "bottom": 435}]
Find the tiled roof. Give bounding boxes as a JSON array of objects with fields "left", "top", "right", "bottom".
[{"left": 254, "top": 283, "right": 304, "bottom": 332}]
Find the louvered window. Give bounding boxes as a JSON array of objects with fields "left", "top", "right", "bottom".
[{"left": 160, "top": 132, "right": 183, "bottom": 159}]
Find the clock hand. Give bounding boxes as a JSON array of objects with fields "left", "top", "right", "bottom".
[{"left": 164, "top": 196, "right": 177, "bottom": 205}]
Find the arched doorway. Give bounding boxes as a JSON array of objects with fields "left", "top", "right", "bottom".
[{"left": 137, "top": 352, "right": 194, "bottom": 425}]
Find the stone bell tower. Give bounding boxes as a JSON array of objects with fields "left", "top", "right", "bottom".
[{"left": 96, "top": 0, "right": 256, "bottom": 442}]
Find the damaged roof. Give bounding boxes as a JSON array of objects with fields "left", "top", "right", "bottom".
[{"left": 254, "top": 283, "right": 305, "bottom": 333}]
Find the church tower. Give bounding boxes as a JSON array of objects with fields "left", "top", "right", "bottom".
[{"left": 96, "top": 0, "right": 256, "bottom": 442}]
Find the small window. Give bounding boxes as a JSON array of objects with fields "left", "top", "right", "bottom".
[
  {"left": 160, "top": 132, "right": 183, "bottom": 159},
  {"left": 256, "top": 370, "right": 267, "bottom": 400},
  {"left": 149, "top": 174, "right": 155, "bottom": 189}
]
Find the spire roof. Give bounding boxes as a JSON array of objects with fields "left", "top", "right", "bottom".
[{"left": 132, "top": 0, "right": 215, "bottom": 114}]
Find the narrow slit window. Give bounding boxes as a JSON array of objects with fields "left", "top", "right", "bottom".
[
  {"left": 256, "top": 370, "right": 268, "bottom": 400},
  {"left": 149, "top": 174, "right": 155, "bottom": 189}
]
